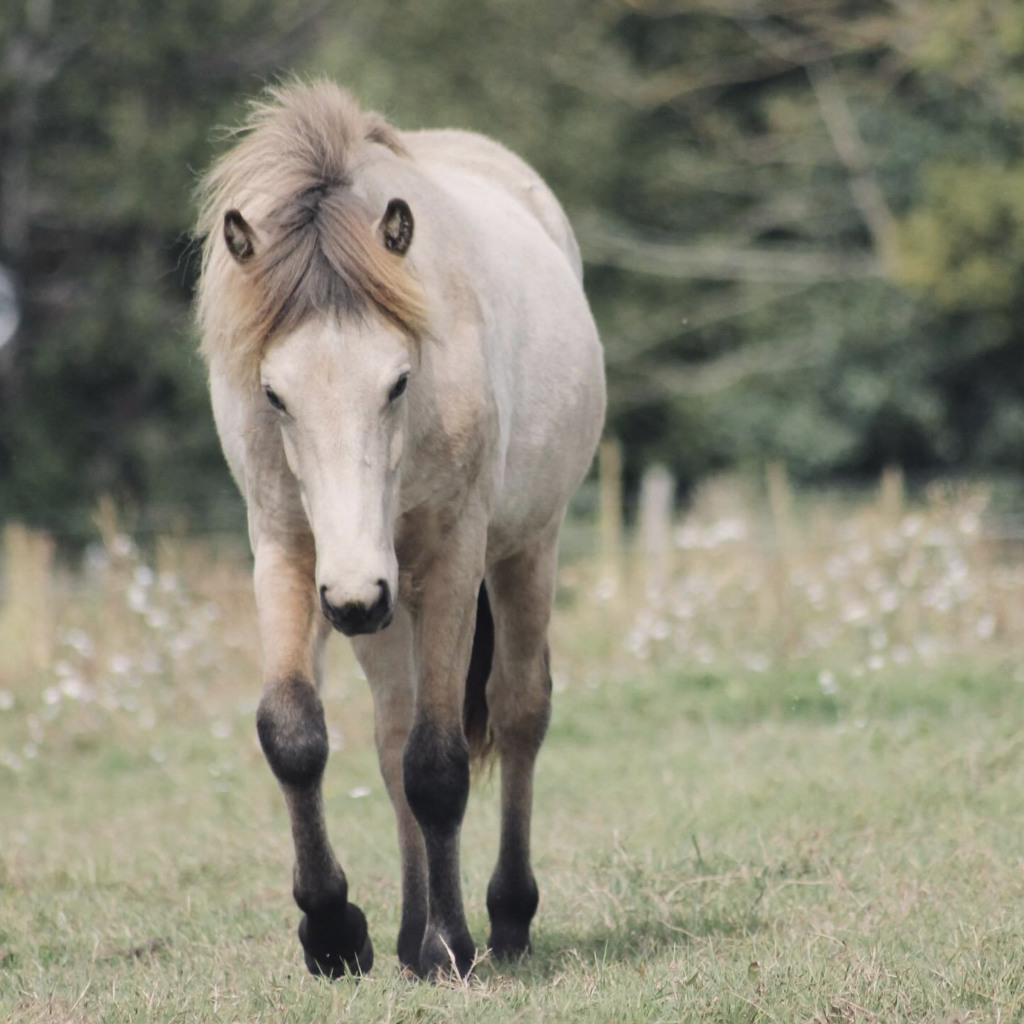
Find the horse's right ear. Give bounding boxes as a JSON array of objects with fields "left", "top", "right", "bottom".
[
  {"left": 223, "top": 209, "right": 257, "bottom": 263},
  {"left": 379, "top": 199, "right": 413, "bottom": 256}
]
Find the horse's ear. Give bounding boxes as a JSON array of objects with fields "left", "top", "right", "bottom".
[
  {"left": 380, "top": 199, "right": 413, "bottom": 256},
  {"left": 223, "top": 209, "right": 257, "bottom": 263}
]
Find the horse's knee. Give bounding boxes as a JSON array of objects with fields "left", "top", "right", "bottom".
[
  {"left": 402, "top": 720, "right": 469, "bottom": 834},
  {"left": 488, "top": 653, "right": 552, "bottom": 753},
  {"left": 256, "top": 675, "right": 329, "bottom": 787}
]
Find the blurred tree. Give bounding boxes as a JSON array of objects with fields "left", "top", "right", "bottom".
[
  {"left": 305, "top": 0, "right": 1024, "bottom": 490},
  {"left": 3, "top": 0, "right": 1024, "bottom": 534},
  {"left": 544, "top": 0, "right": 1024, "bottom": 488},
  {"left": 0, "top": 0, "right": 330, "bottom": 535}
]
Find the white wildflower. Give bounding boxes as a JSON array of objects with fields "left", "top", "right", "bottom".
[
  {"left": 145, "top": 609, "right": 170, "bottom": 631},
  {"left": 111, "top": 534, "right": 134, "bottom": 558},
  {"left": 841, "top": 601, "right": 869, "bottom": 624},
  {"left": 958, "top": 511, "right": 980, "bottom": 536},
  {"left": 901, "top": 515, "right": 922, "bottom": 538},
  {"left": 60, "top": 678, "right": 84, "bottom": 700},
  {"left": 109, "top": 654, "right": 131, "bottom": 675},
  {"left": 850, "top": 541, "right": 871, "bottom": 565},
  {"left": 210, "top": 720, "right": 231, "bottom": 740},
  {"left": 743, "top": 653, "right": 770, "bottom": 673},
  {"left": 134, "top": 565, "right": 155, "bottom": 587},
  {"left": 63, "top": 629, "right": 94, "bottom": 657},
  {"left": 826, "top": 556, "right": 849, "bottom": 580}
]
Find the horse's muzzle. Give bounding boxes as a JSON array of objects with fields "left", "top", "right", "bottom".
[{"left": 319, "top": 581, "right": 394, "bottom": 636}]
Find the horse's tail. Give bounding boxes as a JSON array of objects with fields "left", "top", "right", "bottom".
[{"left": 463, "top": 581, "right": 495, "bottom": 768}]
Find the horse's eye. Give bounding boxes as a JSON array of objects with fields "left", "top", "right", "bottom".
[
  {"left": 388, "top": 373, "right": 409, "bottom": 403},
  {"left": 264, "top": 386, "right": 287, "bottom": 413}
]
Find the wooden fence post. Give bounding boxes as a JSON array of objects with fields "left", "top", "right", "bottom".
[
  {"left": 598, "top": 437, "right": 623, "bottom": 592},
  {"left": 879, "top": 464, "right": 904, "bottom": 523},
  {"left": 638, "top": 463, "right": 674, "bottom": 594},
  {"left": 765, "top": 461, "right": 795, "bottom": 661},
  {"left": 0, "top": 523, "right": 54, "bottom": 682}
]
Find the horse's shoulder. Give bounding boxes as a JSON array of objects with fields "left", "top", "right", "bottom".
[{"left": 401, "top": 129, "right": 582, "bottom": 280}]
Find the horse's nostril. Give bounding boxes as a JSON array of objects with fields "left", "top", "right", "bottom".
[{"left": 319, "top": 581, "right": 392, "bottom": 636}]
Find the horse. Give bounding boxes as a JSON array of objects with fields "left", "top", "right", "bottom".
[{"left": 195, "top": 81, "right": 606, "bottom": 980}]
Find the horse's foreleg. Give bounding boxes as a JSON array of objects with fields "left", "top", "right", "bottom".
[
  {"left": 484, "top": 539, "right": 558, "bottom": 960},
  {"left": 403, "top": 544, "right": 484, "bottom": 979},
  {"left": 353, "top": 607, "right": 428, "bottom": 976},
  {"left": 253, "top": 536, "right": 373, "bottom": 978}
]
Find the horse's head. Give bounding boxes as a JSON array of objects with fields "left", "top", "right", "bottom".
[{"left": 227, "top": 200, "right": 419, "bottom": 636}]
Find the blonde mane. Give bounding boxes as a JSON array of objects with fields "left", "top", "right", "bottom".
[{"left": 195, "top": 81, "right": 429, "bottom": 383}]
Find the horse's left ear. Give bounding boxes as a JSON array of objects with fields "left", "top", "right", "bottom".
[
  {"left": 380, "top": 199, "right": 413, "bottom": 256},
  {"left": 223, "top": 209, "right": 257, "bottom": 263}
]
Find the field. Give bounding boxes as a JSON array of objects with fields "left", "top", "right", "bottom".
[{"left": 3, "top": 479, "right": 1024, "bottom": 1023}]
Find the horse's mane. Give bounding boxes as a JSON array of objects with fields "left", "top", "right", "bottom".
[{"left": 195, "top": 81, "right": 429, "bottom": 383}]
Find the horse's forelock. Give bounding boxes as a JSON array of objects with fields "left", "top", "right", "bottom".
[{"left": 196, "top": 81, "right": 426, "bottom": 383}]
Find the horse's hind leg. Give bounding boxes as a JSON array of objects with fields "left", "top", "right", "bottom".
[
  {"left": 352, "top": 606, "right": 428, "bottom": 976},
  {"left": 484, "top": 533, "right": 558, "bottom": 960},
  {"left": 253, "top": 535, "right": 373, "bottom": 978}
]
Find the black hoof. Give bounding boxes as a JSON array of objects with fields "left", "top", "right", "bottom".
[
  {"left": 298, "top": 901, "right": 374, "bottom": 978},
  {"left": 487, "top": 924, "right": 531, "bottom": 963},
  {"left": 397, "top": 919, "right": 425, "bottom": 977},
  {"left": 486, "top": 870, "right": 538, "bottom": 965},
  {"left": 419, "top": 928, "right": 476, "bottom": 980}
]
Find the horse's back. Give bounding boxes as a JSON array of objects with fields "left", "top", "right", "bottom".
[
  {"left": 401, "top": 129, "right": 604, "bottom": 558},
  {"left": 401, "top": 129, "right": 583, "bottom": 281}
]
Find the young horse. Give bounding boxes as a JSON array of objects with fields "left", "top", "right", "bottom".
[{"left": 195, "top": 82, "right": 605, "bottom": 980}]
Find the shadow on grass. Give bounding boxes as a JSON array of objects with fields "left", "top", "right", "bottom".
[{"left": 495, "top": 905, "right": 764, "bottom": 982}]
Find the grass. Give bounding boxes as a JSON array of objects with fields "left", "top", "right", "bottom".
[{"left": 3, "top": 479, "right": 1024, "bottom": 1022}]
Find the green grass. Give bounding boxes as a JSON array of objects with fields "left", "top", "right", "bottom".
[{"left": 4, "top": 650, "right": 1024, "bottom": 1023}]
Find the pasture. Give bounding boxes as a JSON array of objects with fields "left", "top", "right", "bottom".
[{"left": 3, "top": 479, "right": 1024, "bottom": 1023}]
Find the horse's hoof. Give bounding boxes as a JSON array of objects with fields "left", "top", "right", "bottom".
[
  {"left": 299, "top": 901, "right": 374, "bottom": 978},
  {"left": 487, "top": 925, "right": 531, "bottom": 963},
  {"left": 419, "top": 928, "right": 476, "bottom": 980},
  {"left": 396, "top": 923, "right": 425, "bottom": 978},
  {"left": 486, "top": 871, "right": 538, "bottom": 965}
]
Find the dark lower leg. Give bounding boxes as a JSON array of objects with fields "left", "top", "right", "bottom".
[
  {"left": 487, "top": 748, "right": 542, "bottom": 958},
  {"left": 376, "top": 720, "right": 427, "bottom": 973},
  {"left": 359, "top": 608, "right": 427, "bottom": 973},
  {"left": 396, "top": 844, "right": 428, "bottom": 972},
  {"left": 403, "top": 718, "right": 474, "bottom": 978},
  {"left": 258, "top": 676, "right": 373, "bottom": 977},
  {"left": 485, "top": 584, "right": 554, "bottom": 962}
]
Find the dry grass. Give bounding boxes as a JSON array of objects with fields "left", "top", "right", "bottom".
[
  {"left": 2, "top": 477, "right": 1024, "bottom": 1022},
  {"left": 565, "top": 472, "right": 1024, "bottom": 678}
]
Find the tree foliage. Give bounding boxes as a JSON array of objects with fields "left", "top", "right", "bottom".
[{"left": 2, "top": 0, "right": 1023, "bottom": 533}]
